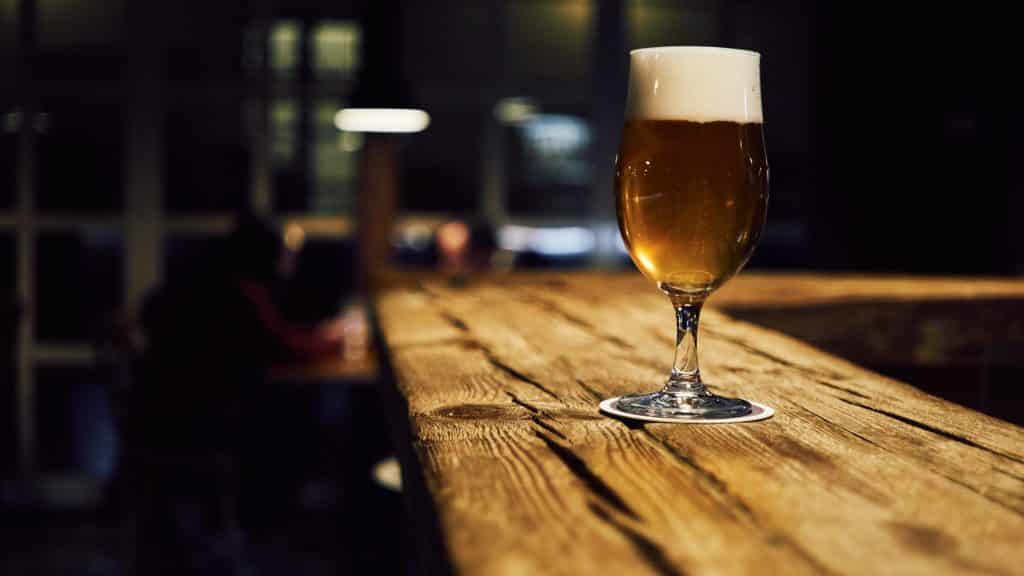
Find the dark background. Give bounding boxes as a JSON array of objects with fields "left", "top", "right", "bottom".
[{"left": 1, "top": 1, "right": 1022, "bottom": 574}]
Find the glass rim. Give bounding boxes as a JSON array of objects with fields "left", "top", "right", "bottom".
[{"left": 630, "top": 46, "right": 761, "bottom": 59}]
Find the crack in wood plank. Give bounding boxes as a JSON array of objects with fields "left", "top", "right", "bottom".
[
  {"left": 533, "top": 431, "right": 640, "bottom": 521},
  {"left": 520, "top": 391, "right": 834, "bottom": 574},
  {"left": 530, "top": 415, "right": 570, "bottom": 442},
  {"left": 810, "top": 377, "right": 871, "bottom": 399},
  {"left": 587, "top": 502, "right": 687, "bottom": 576},
  {"left": 935, "top": 472, "right": 1023, "bottom": 516},
  {"left": 503, "top": 392, "right": 570, "bottom": 441},
  {"left": 484, "top": 353, "right": 562, "bottom": 401},
  {"left": 505, "top": 391, "right": 541, "bottom": 414},
  {"left": 637, "top": 430, "right": 757, "bottom": 524},
  {"left": 517, "top": 292, "right": 635, "bottom": 351},
  {"left": 799, "top": 405, "right": 1022, "bottom": 515},
  {"left": 837, "top": 398, "right": 1024, "bottom": 465},
  {"left": 994, "top": 468, "right": 1024, "bottom": 484},
  {"left": 439, "top": 311, "right": 469, "bottom": 332},
  {"left": 637, "top": 429, "right": 838, "bottom": 575},
  {"left": 797, "top": 405, "right": 884, "bottom": 449},
  {"left": 575, "top": 378, "right": 603, "bottom": 402},
  {"left": 703, "top": 326, "right": 847, "bottom": 381}
]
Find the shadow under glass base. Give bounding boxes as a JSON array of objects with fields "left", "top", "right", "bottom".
[{"left": 612, "top": 390, "right": 752, "bottom": 420}]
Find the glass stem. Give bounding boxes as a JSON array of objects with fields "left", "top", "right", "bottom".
[{"left": 665, "top": 302, "right": 706, "bottom": 396}]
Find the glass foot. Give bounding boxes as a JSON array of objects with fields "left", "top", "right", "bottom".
[{"left": 613, "top": 390, "right": 752, "bottom": 420}]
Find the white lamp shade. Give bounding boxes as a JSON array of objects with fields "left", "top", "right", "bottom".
[{"left": 334, "top": 108, "right": 431, "bottom": 133}]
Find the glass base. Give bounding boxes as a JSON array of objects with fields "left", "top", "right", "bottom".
[{"left": 613, "top": 390, "right": 752, "bottom": 420}]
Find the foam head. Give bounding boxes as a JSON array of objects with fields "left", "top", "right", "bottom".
[{"left": 626, "top": 47, "right": 762, "bottom": 124}]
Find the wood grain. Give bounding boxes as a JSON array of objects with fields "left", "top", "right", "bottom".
[{"left": 375, "top": 273, "right": 1024, "bottom": 576}]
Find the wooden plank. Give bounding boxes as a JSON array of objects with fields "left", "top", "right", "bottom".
[
  {"left": 376, "top": 273, "right": 1024, "bottom": 576},
  {"left": 714, "top": 273, "right": 1024, "bottom": 308}
]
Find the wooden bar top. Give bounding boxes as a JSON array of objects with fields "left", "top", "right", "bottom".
[{"left": 375, "top": 273, "right": 1024, "bottom": 575}]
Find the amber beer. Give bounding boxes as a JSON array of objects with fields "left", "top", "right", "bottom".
[
  {"left": 616, "top": 120, "right": 767, "bottom": 296},
  {"left": 615, "top": 48, "right": 768, "bottom": 299}
]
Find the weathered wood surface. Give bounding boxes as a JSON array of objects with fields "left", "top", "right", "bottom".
[
  {"left": 375, "top": 273, "right": 1024, "bottom": 576},
  {"left": 715, "top": 273, "right": 1024, "bottom": 308}
]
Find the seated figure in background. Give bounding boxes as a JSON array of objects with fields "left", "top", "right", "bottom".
[{"left": 133, "top": 213, "right": 344, "bottom": 575}]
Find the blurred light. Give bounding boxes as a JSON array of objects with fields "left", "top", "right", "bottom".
[
  {"left": 270, "top": 20, "right": 301, "bottom": 76},
  {"left": 595, "top": 223, "right": 630, "bottom": 255},
  {"left": 334, "top": 108, "right": 430, "bottom": 133},
  {"left": 522, "top": 114, "right": 590, "bottom": 153},
  {"left": 395, "top": 221, "right": 434, "bottom": 251},
  {"left": 283, "top": 223, "right": 306, "bottom": 251},
  {"left": 498, "top": 225, "right": 596, "bottom": 256},
  {"left": 342, "top": 303, "right": 370, "bottom": 361},
  {"left": 313, "top": 22, "right": 361, "bottom": 78},
  {"left": 373, "top": 457, "right": 402, "bottom": 492},
  {"left": 437, "top": 221, "right": 470, "bottom": 255},
  {"left": 2, "top": 109, "right": 21, "bottom": 133},
  {"left": 338, "top": 130, "right": 364, "bottom": 152},
  {"left": 494, "top": 97, "right": 538, "bottom": 125}
]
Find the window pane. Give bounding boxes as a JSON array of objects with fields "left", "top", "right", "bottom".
[
  {"left": 35, "top": 364, "right": 120, "bottom": 478},
  {"left": 270, "top": 98, "right": 303, "bottom": 211},
  {"left": 35, "top": 95, "right": 125, "bottom": 213},
  {"left": 310, "top": 100, "right": 358, "bottom": 214},
  {"left": 273, "top": 99, "right": 360, "bottom": 213},
  {"left": 35, "top": 231, "right": 123, "bottom": 342}
]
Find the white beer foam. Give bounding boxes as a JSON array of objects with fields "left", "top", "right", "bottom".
[{"left": 626, "top": 47, "right": 762, "bottom": 124}]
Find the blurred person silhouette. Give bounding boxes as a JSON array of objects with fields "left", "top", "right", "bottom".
[{"left": 133, "top": 213, "right": 344, "bottom": 575}]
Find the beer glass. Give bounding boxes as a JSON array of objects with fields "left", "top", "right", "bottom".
[{"left": 608, "top": 47, "right": 768, "bottom": 421}]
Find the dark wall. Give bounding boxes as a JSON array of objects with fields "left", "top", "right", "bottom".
[{"left": 803, "top": 4, "right": 1021, "bottom": 274}]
